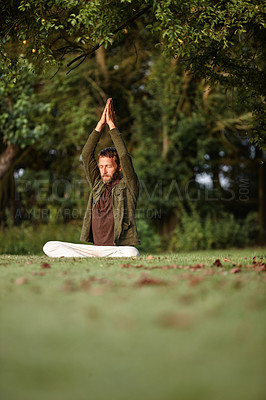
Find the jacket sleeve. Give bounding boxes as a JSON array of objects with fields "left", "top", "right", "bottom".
[
  {"left": 81, "top": 129, "right": 101, "bottom": 187},
  {"left": 109, "top": 128, "right": 139, "bottom": 201}
]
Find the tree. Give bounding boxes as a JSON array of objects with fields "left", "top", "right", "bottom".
[
  {"left": 0, "top": 58, "right": 51, "bottom": 225},
  {"left": 1, "top": 0, "right": 265, "bottom": 147},
  {"left": 129, "top": 54, "right": 264, "bottom": 241}
]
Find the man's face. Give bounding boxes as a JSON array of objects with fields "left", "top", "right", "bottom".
[{"left": 99, "top": 156, "right": 121, "bottom": 183}]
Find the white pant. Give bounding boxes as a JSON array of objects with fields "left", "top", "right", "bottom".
[{"left": 43, "top": 241, "right": 140, "bottom": 258}]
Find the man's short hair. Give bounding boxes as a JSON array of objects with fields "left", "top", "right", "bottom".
[{"left": 98, "top": 147, "right": 120, "bottom": 167}]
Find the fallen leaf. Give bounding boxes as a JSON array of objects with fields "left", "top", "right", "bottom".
[
  {"left": 120, "top": 263, "right": 131, "bottom": 268},
  {"left": 147, "top": 255, "right": 154, "bottom": 260},
  {"left": 58, "top": 271, "right": 68, "bottom": 276},
  {"left": 156, "top": 312, "right": 192, "bottom": 328},
  {"left": 224, "top": 257, "right": 236, "bottom": 266},
  {"left": 178, "top": 294, "right": 195, "bottom": 304},
  {"left": 15, "top": 277, "right": 27, "bottom": 285},
  {"left": 190, "top": 263, "right": 204, "bottom": 271},
  {"left": 41, "top": 262, "right": 51, "bottom": 269},
  {"left": 136, "top": 276, "right": 168, "bottom": 286},
  {"left": 80, "top": 279, "right": 91, "bottom": 290},
  {"left": 39, "top": 271, "right": 45, "bottom": 276},
  {"left": 62, "top": 280, "right": 76, "bottom": 292},
  {"left": 246, "top": 262, "right": 266, "bottom": 271},
  {"left": 213, "top": 259, "right": 223, "bottom": 267},
  {"left": 90, "top": 287, "right": 105, "bottom": 296},
  {"left": 233, "top": 279, "right": 243, "bottom": 289},
  {"left": 189, "top": 276, "right": 203, "bottom": 286},
  {"left": 204, "top": 269, "right": 215, "bottom": 275},
  {"left": 86, "top": 306, "right": 101, "bottom": 320},
  {"left": 230, "top": 267, "right": 241, "bottom": 274}
]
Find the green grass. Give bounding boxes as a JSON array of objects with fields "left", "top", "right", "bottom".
[{"left": 0, "top": 248, "right": 266, "bottom": 400}]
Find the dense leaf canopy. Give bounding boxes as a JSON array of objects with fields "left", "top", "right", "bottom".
[{"left": 1, "top": 0, "right": 265, "bottom": 147}]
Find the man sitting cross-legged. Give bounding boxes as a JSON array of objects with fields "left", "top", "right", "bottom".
[{"left": 43, "top": 98, "right": 140, "bottom": 257}]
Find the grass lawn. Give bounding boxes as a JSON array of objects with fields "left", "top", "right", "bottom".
[{"left": 0, "top": 248, "right": 265, "bottom": 400}]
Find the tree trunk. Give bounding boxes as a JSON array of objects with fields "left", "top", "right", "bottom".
[
  {"left": 175, "top": 69, "right": 193, "bottom": 116},
  {"left": 0, "top": 144, "right": 19, "bottom": 180},
  {"left": 162, "top": 122, "right": 169, "bottom": 159},
  {"left": 258, "top": 160, "right": 266, "bottom": 242},
  {"left": 96, "top": 46, "right": 109, "bottom": 87},
  {"left": 158, "top": 213, "right": 178, "bottom": 238},
  {"left": 0, "top": 145, "right": 30, "bottom": 226}
]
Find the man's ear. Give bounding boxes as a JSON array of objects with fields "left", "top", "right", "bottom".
[{"left": 118, "top": 165, "right": 122, "bottom": 172}]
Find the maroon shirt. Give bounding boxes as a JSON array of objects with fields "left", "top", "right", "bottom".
[{"left": 91, "top": 182, "right": 116, "bottom": 245}]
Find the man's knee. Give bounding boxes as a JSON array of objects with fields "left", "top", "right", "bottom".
[
  {"left": 43, "top": 241, "right": 60, "bottom": 255},
  {"left": 125, "top": 246, "right": 140, "bottom": 257}
]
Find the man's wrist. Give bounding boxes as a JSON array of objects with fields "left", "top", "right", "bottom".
[
  {"left": 108, "top": 123, "right": 116, "bottom": 130},
  {"left": 95, "top": 122, "right": 104, "bottom": 132}
]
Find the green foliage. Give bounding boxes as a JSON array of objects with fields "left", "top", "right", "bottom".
[
  {"left": 131, "top": 54, "right": 259, "bottom": 236},
  {"left": 1, "top": 0, "right": 265, "bottom": 133},
  {"left": 0, "top": 219, "right": 161, "bottom": 255},
  {"left": 0, "top": 222, "right": 81, "bottom": 255},
  {"left": 0, "top": 59, "right": 51, "bottom": 148},
  {"left": 170, "top": 206, "right": 259, "bottom": 251},
  {"left": 136, "top": 217, "right": 162, "bottom": 253}
]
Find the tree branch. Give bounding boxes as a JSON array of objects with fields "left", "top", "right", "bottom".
[{"left": 66, "top": 4, "right": 152, "bottom": 74}]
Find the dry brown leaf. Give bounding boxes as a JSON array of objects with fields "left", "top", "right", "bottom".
[
  {"left": 156, "top": 312, "right": 192, "bottom": 328},
  {"left": 90, "top": 287, "right": 105, "bottom": 296},
  {"left": 41, "top": 262, "right": 51, "bottom": 269},
  {"left": 213, "top": 259, "right": 223, "bottom": 267},
  {"left": 62, "top": 280, "right": 76, "bottom": 292},
  {"left": 80, "top": 279, "right": 91, "bottom": 290},
  {"left": 58, "top": 271, "right": 68, "bottom": 276},
  {"left": 224, "top": 257, "right": 236, "bottom": 266},
  {"left": 230, "top": 267, "right": 241, "bottom": 274},
  {"left": 189, "top": 276, "right": 203, "bottom": 286},
  {"left": 15, "top": 277, "right": 27, "bottom": 285},
  {"left": 137, "top": 276, "right": 168, "bottom": 286},
  {"left": 190, "top": 263, "right": 204, "bottom": 271},
  {"left": 204, "top": 269, "right": 215, "bottom": 275},
  {"left": 120, "top": 263, "right": 131, "bottom": 268}
]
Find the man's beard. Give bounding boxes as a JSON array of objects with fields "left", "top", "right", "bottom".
[{"left": 102, "top": 168, "right": 120, "bottom": 183}]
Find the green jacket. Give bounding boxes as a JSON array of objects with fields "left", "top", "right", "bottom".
[{"left": 80, "top": 128, "right": 140, "bottom": 246}]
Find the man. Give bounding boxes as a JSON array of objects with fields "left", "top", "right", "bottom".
[{"left": 43, "top": 98, "right": 140, "bottom": 257}]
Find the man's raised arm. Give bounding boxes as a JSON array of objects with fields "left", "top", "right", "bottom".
[
  {"left": 81, "top": 101, "right": 108, "bottom": 186},
  {"left": 106, "top": 99, "right": 139, "bottom": 198}
]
